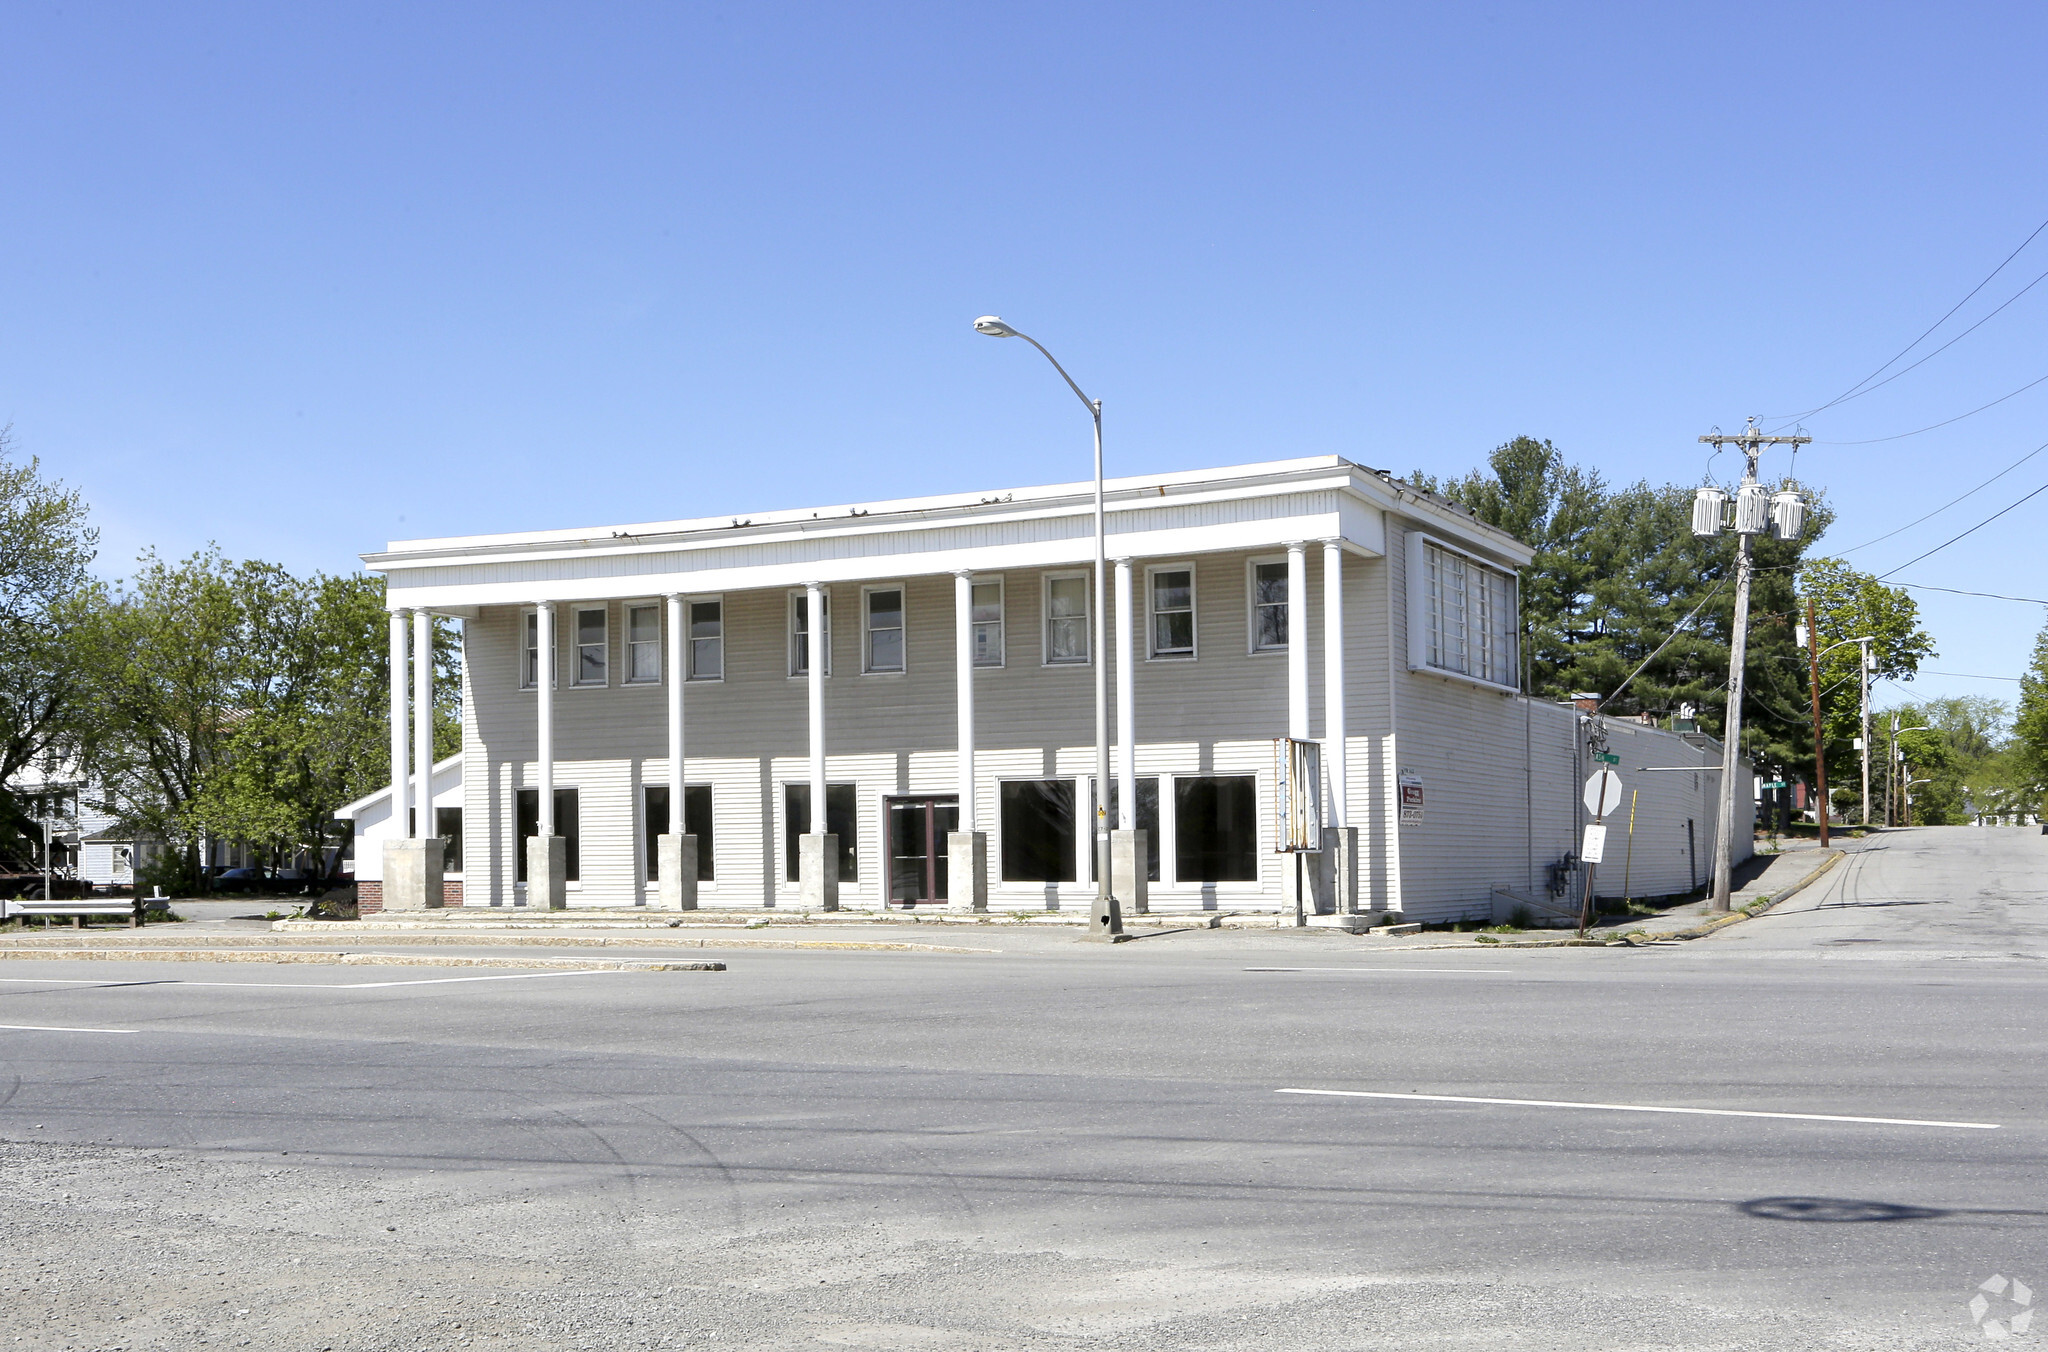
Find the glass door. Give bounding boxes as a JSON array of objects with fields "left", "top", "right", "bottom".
[{"left": 886, "top": 796, "right": 960, "bottom": 906}]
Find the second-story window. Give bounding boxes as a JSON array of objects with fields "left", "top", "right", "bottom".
[
  {"left": 1149, "top": 567, "right": 1195, "bottom": 658},
  {"left": 790, "top": 591, "right": 831, "bottom": 676},
  {"left": 522, "top": 611, "right": 541, "bottom": 689},
  {"left": 689, "top": 599, "right": 723, "bottom": 680},
  {"left": 625, "top": 603, "right": 661, "bottom": 683},
  {"left": 971, "top": 579, "right": 1004, "bottom": 667},
  {"left": 1251, "top": 561, "right": 1288, "bottom": 651},
  {"left": 573, "top": 606, "right": 608, "bottom": 686},
  {"left": 865, "top": 587, "right": 905, "bottom": 673},
  {"left": 1045, "top": 575, "right": 1089, "bottom": 664}
]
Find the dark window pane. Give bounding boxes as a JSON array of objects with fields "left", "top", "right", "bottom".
[
  {"left": 1174, "top": 776, "right": 1258, "bottom": 882},
  {"left": 1254, "top": 563, "right": 1288, "bottom": 606},
  {"left": 647, "top": 784, "right": 714, "bottom": 883},
  {"left": 1255, "top": 606, "right": 1286, "bottom": 649},
  {"left": 516, "top": 789, "right": 536, "bottom": 882},
  {"left": 435, "top": 807, "right": 463, "bottom": 874},
  {"left": 556, "top": 788, "right": 580, "bottom": 882},
  {"left": 1090, "top": 777, "right": 1160, "bottom": 882},
  {"left": 515, "top": 787, "right": 580, "bottom": 883},
  {"left": 785, "top": 783, "right": 858, "bottom": 882},
  {"left": 1152, "top": 570, "right": 1192, "bottom": 612},
  {"left": 1001, "top": 779, "right": 1075, "bottom": 883},
  {"left": 1153, "top": 611, "right": 1194, "bottom": 655}
]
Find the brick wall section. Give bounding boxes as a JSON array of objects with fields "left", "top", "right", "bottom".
[{"left": 353, "top": 880, "right": 462, "bottom": 915}]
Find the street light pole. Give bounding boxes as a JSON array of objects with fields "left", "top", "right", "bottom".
[
  {"left": 975, "top": 316, "right": 1121, "bottom": 939},
  {"left": 1804, "top": 598, "right": 1829, "bottom": 848},
  {"left": 1859, "top": 638, "right": 1872, "bottom": 827}
]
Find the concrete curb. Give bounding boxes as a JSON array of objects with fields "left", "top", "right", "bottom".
[
  {"left": 0, "top": 932, "right": 993, "bottom": 956},
  {"left": 0, "top": 948, "right": 723, "bottom": 972}
]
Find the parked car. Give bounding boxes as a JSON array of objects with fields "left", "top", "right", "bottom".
[{"left": 210, "top": 867, "right": 268, "bottom": 894}]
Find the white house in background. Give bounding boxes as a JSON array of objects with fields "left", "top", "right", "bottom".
[
  {"left": 334, "top": 754, "right": 467, "bottom": 902},
  {"left": 354, "top": 455, "right": 1752, "bottom": 919}
]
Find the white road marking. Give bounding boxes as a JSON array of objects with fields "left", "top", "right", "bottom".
[
  {"left": 1275, "top": 1087, "right": 2000, "bottom": 1130},
  {"left": 0, "top": 970, "right": 628, "bottom": 990},
  {"left": 1243, "top": 967, "right": 1511, "bottom": 975},
  {"left": 0, "top": 1023, "right": 139, "bottom": 1034}
]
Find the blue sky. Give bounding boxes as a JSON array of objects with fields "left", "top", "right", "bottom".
[{"left": 5, "top": 2, "right": 2046, "bottom": 712}]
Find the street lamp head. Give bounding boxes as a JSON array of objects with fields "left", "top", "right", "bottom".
[{"left": 973, "top": 315, "right": 1020, "bottom": 338}]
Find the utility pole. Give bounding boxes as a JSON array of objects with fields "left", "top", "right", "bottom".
[
  {"left": 1886, "top": 711, "right": 1896, "bottom": 826},
  {"left": 1803, "top": 597, "right": 1829, "bottom": 848},
  {"left": 1696, "top": 419, "right": 1811, "bottom": 913},
  {"left": 1859, "top": 638, "right": 1872, "bottom": 827}
]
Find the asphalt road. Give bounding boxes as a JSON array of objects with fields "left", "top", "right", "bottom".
[{"left": 2, "top": 826, "right": 2044, "bottom": 1350}]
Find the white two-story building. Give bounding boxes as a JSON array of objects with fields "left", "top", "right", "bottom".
[{"left": 348, "top": 455, "right": 1746, "bottom": 921}]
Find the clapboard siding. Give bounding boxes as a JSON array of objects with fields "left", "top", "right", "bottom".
[
  {"left": 453, "top": 525, "right": 1754, "bottom": 914},
  {"left": 462, "top": 548, "right": 1398, "bottom": 908}
]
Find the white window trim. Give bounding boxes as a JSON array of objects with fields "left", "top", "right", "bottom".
[
  {"left": 686, "top": 594, "right": 726, "bottom": 683},
  {"left": 970, "top": 575, "right": 1006, "bottom": 669},
  {"left": 1245, "top": 555, "right": 1289, "bottom": 656},
  {"left": 518, "top": 607, "right": 553, "bottom": 692},
  {"left": 1145, "top": 561, "right": 1199, "bottom": 661},
  {"left": 639, "top": 782, "right": 720, "bottom": 894},
  {"left": 569, "top": 604, "right": 610, "bottom": 688},
  {"left": 788, "top": 589, "right": 832, "bottom": 679},
  {"left": 861, "top": 582, "right": 908, "bottom": 676},
  {"left": 993, "top": 770, "right": 1270, "bottom": 897},
  {"left": 1041, "top": 571, "right": 1092, "bottom": 667},
  {"left": 1404, "top": 530, "right": 1520, "bottom": 694},
  {"left": 777, "top": 779, "right": 862, "bottom": 891},
  {"left": 622, "top": 598, "right": 663, "bottom": 686}
]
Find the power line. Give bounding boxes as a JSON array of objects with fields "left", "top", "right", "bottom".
[
  {"left": 1815, "top": 369, "right": 2048, "bottom": 444},
  {"left": 1831, "top": 437, "right": 2048, "bottom": 555},
  {"left": 1897, "top": 582, "right": 2048, "bottom": 605},
  {"left": 1772, "top": 212, "right": 2048, "bottom": 423},
  {"left": 1874, "top": 478, "right": 2048, "bottom": 580},
  {"left": 1919, "top": 670, "right": 2022, "bottom": 681}
]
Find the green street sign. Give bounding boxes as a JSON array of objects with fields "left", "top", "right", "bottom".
[
  {"left": 1595, "top": 753, "right": 1620, "bottom": 765},
  {"left": 1762, "top": 780, "right": 1787, "bottom": 789}
]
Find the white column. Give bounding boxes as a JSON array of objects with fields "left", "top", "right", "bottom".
[
  {"left": 536, "top": 601, "right": 555, "bottom": 834},
  {"left": 1286, "top": 542, "right": 1309, "bottom": 740},
  {"left": 1114, "top": 557, "right": 1135, "bottom": 828},
  {"left": 806, "top": 583, "right": 827, "bottom": 822},
  {"left": 1322, "top": 540, "right": 1347, "bottom": 827},
  {"left": 412, "top": 609, "right": 434, "bottom": 836},
  {"left": 388, "top": 609, "right": 411, "bottom": 840},
  {"left": 666, "top": 593, "right": 685, "bottom": 805},
  {"left": 953, "top": 572, "right": 975, "bottom": 826}
]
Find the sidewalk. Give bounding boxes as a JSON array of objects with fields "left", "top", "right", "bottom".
[{"left": 1585, "top": 837, "right": 1864, "bottom": 939}]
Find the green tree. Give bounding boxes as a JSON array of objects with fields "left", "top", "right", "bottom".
[
  {"left": 1872, "top": 696, "right": 2010, "bottom": 825},
  {"left": 2012, "top": 619, "right": 2048, "bottom": 813},
  {"left": 0, "top": 429, "right": 101, "bottom": 863},
  {"left": 77, "top": 550, "right": 457, "bottom": 886},
  {"left": 1412, "top": 438, "right": 1831, "bottom": 775}
]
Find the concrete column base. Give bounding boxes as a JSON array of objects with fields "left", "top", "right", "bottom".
[
  {"left": 657, "top": 834, "right": 699, "bottom": 910},
  {"left": 1324, "top": 826, "right": 1359, "bottom": 914},
  {"left": 526, "top": 834, "right": 567, "bottom": 909},
  {"left": 1110, "top": 829, "right": 1149, "bottom": 915},
  {"left": 799, "top": 833, "right": 839, "bottom": 911},
  {"left": 946, "top": 831, "right": 987, "bottom": 911},
  {"left": 381, "top": 838, "right": 444, "bottom": 911},
  {"left": 1089, "top": 887, "right": 1127, "bottom": 941}
]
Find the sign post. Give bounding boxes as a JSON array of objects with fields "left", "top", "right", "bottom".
[{"left": 1578, "top": 770, "right": 1625, "bottom": 935}]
